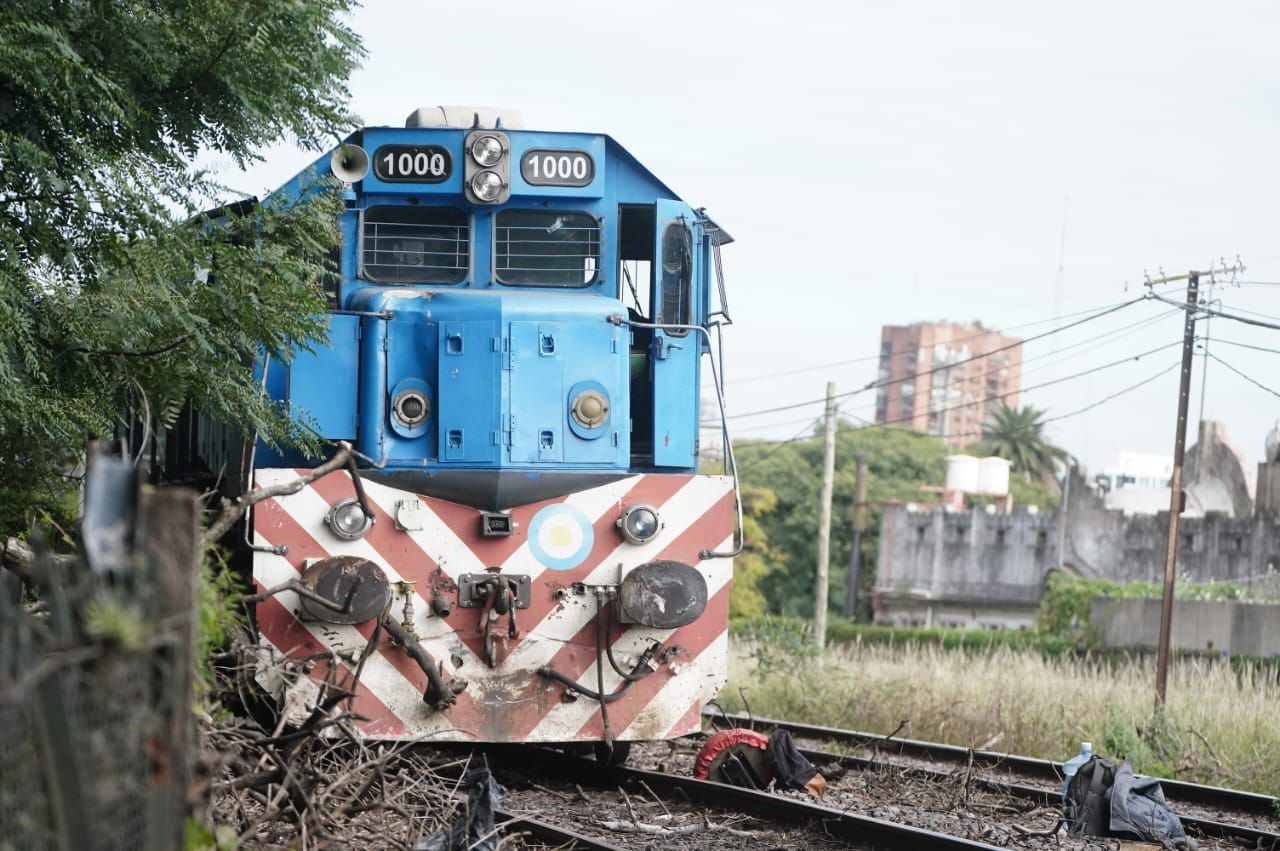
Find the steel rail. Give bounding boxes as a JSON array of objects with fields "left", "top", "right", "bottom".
[
  {"left": 789, "top": 743, "right": 1280, "bottom": 848},
  {"left": 706, "top": 710, "right": 1280, "bottom": 821},
  {"left": 605, "top": 761, "right": 1004, "bottom": 850},
  {"left": 514, "top": 746, "right": 1004, "bottom": 851},
  {"left": 493, "top": 809, "right": 628, "bottom": 851}
]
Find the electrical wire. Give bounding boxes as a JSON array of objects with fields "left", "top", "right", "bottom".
[
  {"left": 727, "top": 295, "right": 1145, "bottom": 385},
  {"left": 929, "top": 360, "right": 1181, "bottom": 442},
  {"left": 737, "top": 340, "right": 1172, "bottom": 458},
  {"left": 1146, "top": 292, "right": 1280, "bottom": 332},
  {"left": 864, "top": 339, "right": 1182, "bottom": 431},
  {"left": 1042, "top": 361, "right": 1182, "bottom": 423},
  {"left": 1205, "top": 337, "right": 1280, "bottom": 357},
  {"left": 1204, "top": 352, "right": 1280, "bottom": 400},
  {"left": 737, "top": 358, "right": 1183, "bottom": 454},
  {"left": 725, "top": 296, "right": 1148, "bottom": 421}
]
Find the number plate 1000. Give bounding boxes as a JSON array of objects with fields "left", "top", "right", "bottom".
[
  {"left": 520, "top": 148, "right": 594, "bottom": 187},
  {"left": 372, "top": 145, "right": 453, "bottom": 183}
]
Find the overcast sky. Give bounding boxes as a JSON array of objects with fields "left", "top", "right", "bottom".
[{"left": 228, "top": 0, "right": 1280, "bottom": 476}]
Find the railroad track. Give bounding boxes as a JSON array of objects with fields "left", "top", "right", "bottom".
[
  {"left": 705, "top": 709, "right": 1280, "bottom": 849},
  {"left": 494, "top": 810, "right": 628, "bottom": 851},
  {"left": 490, "top": 744, "right": 1006, "bottom": 850}
]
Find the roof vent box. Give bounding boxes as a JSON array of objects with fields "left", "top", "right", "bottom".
[{"left": 405, "top": 105, "right": 525, "bottom": 130}]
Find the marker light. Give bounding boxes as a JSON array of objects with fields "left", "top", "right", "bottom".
[
  {"left": 470, "top": 134, "right": 505, "bottom": 167},
  {"left": 327, "top": 498, "right": 373, "bottom": 540},
  {"left": 470, "top": 170, "right": 504, "bottom": 202},
  {"left": 570, "top": 389, "right": 609, "bottom": 428},
  {"left": 617, "top": 504, "right": 662, "bottom": 545},
  {"left": 393, "top": 389, "right": 430, "bottom": 426}
]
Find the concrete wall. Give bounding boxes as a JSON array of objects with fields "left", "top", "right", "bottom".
[
  {"left": 1061, "top": 474, "right": 1280, "bottom": 586},
  {"left": 873, "top": 503, "right": 1059, "bottom": 628},
  {"left": 1090, "top": 597, "right": 1280, "bottom": 656},
  {"left": 873, "top": 422, "right": 1280, "bottom": 630},
  {"left": 874, "top": 498, "right": 1280, "bottom": 628}
]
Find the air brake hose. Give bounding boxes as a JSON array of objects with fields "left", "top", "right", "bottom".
[
  {"left": 381, "top": 616, "right": 458, "bottom": 711},
  {"left": 603, "top": 599, "right": 657, "bottom": 682},
  {"left": 536, "top": 592, "right": 657, "bottom": 701}
]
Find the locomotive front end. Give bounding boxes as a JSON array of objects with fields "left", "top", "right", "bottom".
[{"left": 245, "top": 106, "right": 738, "bottom": 745}]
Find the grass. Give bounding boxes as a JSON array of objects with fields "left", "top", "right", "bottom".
[{"left": 722, "top": 633, "right": 1280, "bottom": 797}]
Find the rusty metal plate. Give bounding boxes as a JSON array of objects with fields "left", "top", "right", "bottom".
[
  {"left": 619, "top": 560, "right": 708, "bottom": 629},
  {"left": 299, "top": 556, "right": 390, "bottom": 624}
]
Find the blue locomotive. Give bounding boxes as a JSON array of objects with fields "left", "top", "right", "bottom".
[{"left": 225, "top": 106, "right": 738, "bottom": 744}]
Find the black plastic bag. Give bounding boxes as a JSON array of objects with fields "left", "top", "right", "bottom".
[
  {"left": 766, "top": 729, "right": 819, "bottom": 790},
  {"left": 416, "top": 767, "right": 507, "bottom": 851}
]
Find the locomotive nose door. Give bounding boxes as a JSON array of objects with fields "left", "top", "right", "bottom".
[{"left": 651, "top": 199, "right": 701, "bottom": 468}]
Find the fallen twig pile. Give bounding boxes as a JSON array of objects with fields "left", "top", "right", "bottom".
[{"left": 199, "top": 643, "right": 467, "bottom": 849}]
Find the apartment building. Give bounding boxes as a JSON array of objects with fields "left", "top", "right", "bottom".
[{"left": 874, "top": 321, "right": 1023, "bottom": 449}]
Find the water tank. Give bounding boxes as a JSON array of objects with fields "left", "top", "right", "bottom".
[
  {"left": 977, "top": 456, "right": 1011, "bottom": 496},
  {"left": 945, "top": 455, "right": 980, "bottom": 493}
]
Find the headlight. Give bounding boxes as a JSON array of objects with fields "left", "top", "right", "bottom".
[
  {"left": 327, "top": 498, "right": 373, "bottom": 540},
  {"left": 470, "top": 135, "right": 504, "bottom": 167},
  {"left": 393, "top": 389, "right": 430, "bottom": 426},
  {"left": 617, "top": 504, "right": 661, "bottom": 545},
  {"left": 470, "top": 170, "right": 504, "bottom": 202},
  {"left": 570, "top": 389, "right": 609, "bottom": 428}
]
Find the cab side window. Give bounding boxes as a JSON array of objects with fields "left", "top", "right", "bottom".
[{"left": 659, "top": 222, "right": 692, "bottom": 334}]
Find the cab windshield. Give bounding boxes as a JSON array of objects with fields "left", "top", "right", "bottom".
[
  {"left": 361, "top": 206, "right": 468, "bottom": 284},
  {"left": 495, "top": 210, "right": 599, "bottom": 287}
]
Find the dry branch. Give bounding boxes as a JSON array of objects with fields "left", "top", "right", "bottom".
[{"left": 202, "top": 441, "right": 361, "bottom": 548}]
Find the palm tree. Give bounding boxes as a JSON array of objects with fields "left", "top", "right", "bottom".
[{"left": 978, "top": 404, "right": 1071, "bottom": 484}]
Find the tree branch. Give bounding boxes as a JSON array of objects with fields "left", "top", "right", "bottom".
[{"left": 202, "top": 441, "right": 356, "bottom": 549}]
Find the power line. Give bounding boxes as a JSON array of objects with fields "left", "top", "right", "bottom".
[
  {"left": 1146, "top": 292, "right": 1280, "bottom": 332},
  {"left": 727, "top": 296, "right": 1149, "bottom": 421},
  {"left": 866, "top": 339, "right": 1182, "bottom": 431},
  {"left": 931, "top": 361, "right": 1182, "bottom": 441},
  {"left": 735, "top": 359, "right": 1183, "bottom": 450},
  {"left": 1043, "top": 361, "right": 1182, "bottom": 424},
  {"left": 703, "top": 309, "right": 1178, "bottom": 429},
  {"left": 1204, "top": 351, "right": 1280, "bottom": 400},
  {"left": 727, "top": 296, "right": 1143, "bottom": 386},
  {"left": 1207, "top": 337, "right": 1280, "bottom": 357}
]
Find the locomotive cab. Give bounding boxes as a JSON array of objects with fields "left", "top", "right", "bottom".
[
  {"left": 231, "top": 107, "right": 739, "bottom": 745},
  {"left": 261, "top": 107, "right": 729, "bottom": 505}
]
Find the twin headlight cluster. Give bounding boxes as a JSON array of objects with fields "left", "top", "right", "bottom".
[{"left": 464, "top": 130, "right": 511, "bottom": 205}]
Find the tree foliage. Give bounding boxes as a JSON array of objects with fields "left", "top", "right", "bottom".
[
  {"left": 976, "top": 404, "right": 1070, "bottom": 485},
  {"left": 0, "top": 0, "right": 364, "bottom": 534},
  {"left": 735, "top": 423, "right": 949, "bottom": 618},
  {"left": 728, "top": 484, "right": 785, "bottom": 619}
]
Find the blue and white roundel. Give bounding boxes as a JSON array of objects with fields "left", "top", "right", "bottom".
[{"left": 528, "top": 503, "right": 594, "bottom": 571}]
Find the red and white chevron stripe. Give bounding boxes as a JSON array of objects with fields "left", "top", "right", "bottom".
[{"left": 251, "top": 469, "right": 734, "bottom": 742}]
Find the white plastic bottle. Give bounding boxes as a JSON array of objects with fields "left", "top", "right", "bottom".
[{"left": 1061, "top": 741, "right": 1093, "bottom": 806}]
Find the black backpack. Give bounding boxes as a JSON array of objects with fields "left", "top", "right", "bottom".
[{"left": 1064, "top": 755, "right": 1119, "bottom": 836}]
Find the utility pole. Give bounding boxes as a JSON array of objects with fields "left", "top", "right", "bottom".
[
  {"left": 1145, "top": 260, "right": 1242, "bottom": 704},
  {"left": 844, "top": 455, "right": 869, "bottom": 619},
  {"left": 1152, "top": 271, "right": 1198, "bottom": 705},
  {"left": 1057, "top": 466, "right": 1071, "bottom": 572},
  {"left": 815, "top": 381, "right": 837, "bottom": 651}
]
